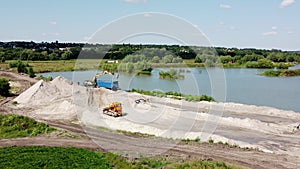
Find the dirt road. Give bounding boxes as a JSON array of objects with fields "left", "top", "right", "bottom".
[{"left": 1, "top": 120, "right": 299, "bottom": 169}]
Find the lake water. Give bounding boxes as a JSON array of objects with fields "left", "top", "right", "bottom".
[{"left": 39, "top": 65, "right": 300, "bottom": 113}]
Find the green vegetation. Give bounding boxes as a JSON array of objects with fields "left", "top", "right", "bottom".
[
  {"left": 0, "top": 114, "right": 55, "bottom": 139},
  {"left": 1, "top": 42, "right": 298, "bottom": 72},
  {"left": 137, "top": 68, "right": 153, "bottom": 76},
  {"left": 174, "top": 160, "right": 241, "bottom": 169},
  {"left": 245, "top": 59, "right": 274, "bottom": 68},
  {"left": 182, "top": 137, "right": 201, "bottom": 143},
  {"left": 12, "top": 101, "right": 18, "bottom": 105},
  {"left": 218, "top": 141, "right": 224, "bottom": 145},
  {"left": 37, "top": 75, "right": 53, "bottom": 81},
  {"left": 208, "top": 138, "right": 214, "bottom": 144},
  {"left": 0, "top": 146, "right": 242, "bottom": 169},
  {"left": 131, "top": 89, "right": 215, "bottom": 102},
  {"left": 0, "top": 77, "right": 10, "bottom": 96},
  {"left": 159, "top": 69, "right": 185, "bottom": 80},
  {"left": 260, "top": 69, "right": 300, "bottom": 77},
  {"left": 116, "top": 130, "right": 155, "bottom": 138}
]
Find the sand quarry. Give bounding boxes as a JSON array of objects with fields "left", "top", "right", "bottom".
[{"left": 13, "top": 76, "right": 300, "bottom": 157}]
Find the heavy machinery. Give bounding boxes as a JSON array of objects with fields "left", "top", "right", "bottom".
[
  {"left": 83, "top": 71, "right": 119, "bottom": 90},
  {"left": 102, "top": 102, "right": 122, "bottom": 117}
]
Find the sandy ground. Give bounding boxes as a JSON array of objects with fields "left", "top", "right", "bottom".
[{"left": 1, "top": 70, "right": 300, "bottom": 168}]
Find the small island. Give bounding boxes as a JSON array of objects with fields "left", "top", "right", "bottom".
[
  {"left": 260, "top": 69, "right": 300, "bottom": 77},
  {"left": 136, "top": 68, "right": 153, "bottom": 76},
  {"left": 159, "top": 69, "right": 184, "bottom": 80}
]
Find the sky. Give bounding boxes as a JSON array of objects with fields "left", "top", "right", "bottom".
[{"left": 0, "top": 0, "right": 299, "bottom": 51}]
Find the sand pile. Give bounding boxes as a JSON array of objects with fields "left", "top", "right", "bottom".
[{"left": 14, "top": 76, "right": 77, "bottom": 120}]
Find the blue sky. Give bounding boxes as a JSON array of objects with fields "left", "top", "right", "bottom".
[{"left": 0, "top": 0, "right": 299, "bottom": 50}]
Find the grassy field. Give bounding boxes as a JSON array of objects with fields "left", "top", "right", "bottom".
[
  {"left": 0, "top": 114, "right": 55, "bottom": 139},
  {"left": 0, "top": 59, "right": 207, "bottom": 74},
  {"left": 0, "top": 146, "right": 242, "bottom": 169},
  {"left": 0, "top": 60, "right": 103, "bottom": 73}
]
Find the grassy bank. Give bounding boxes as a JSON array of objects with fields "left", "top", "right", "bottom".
[
  {"left": 260, "top": 69, "right": 300, "bottom": 77},
  {"left": 0, "top": 146, "right": 242, "bottom": 169},
  {"left": 0, "top": 60, "right": 102, "bottom": 73},
  {"left": 131, "top": 89, "right": 215, "bottom": 102},
  {"left": 0, "top": 114, "right": 55, "bottom": 139}
]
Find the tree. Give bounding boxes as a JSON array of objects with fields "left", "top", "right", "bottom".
[
  {"left": 1, "top": 57, "right": 5, "bottom": 63},
  {"left": 219, "top": 55, "right": 233, "bottom": 64},
  {"left": 257, "top": 58, "right": 274, "bottom": 68},
  {"left": 61, "top": 50, "right": 73, "bottom": 60},
  {"left": 27, "top": 67, "right": 35, "bottom": 78},
  {"left": 162, "top": 55, "right": 173, "bottom": 64},
  {"left": 151, "top": 56, "right": 160, "bottom": 63},
  {"left": 194, "top": 55, "right": 202, "bottom": 63},
  {"left": 17, "top": 60, "right": 28, "bottom": 73},
  {"left": 0, "top": 78, "right": 10, "bottom": 96}
]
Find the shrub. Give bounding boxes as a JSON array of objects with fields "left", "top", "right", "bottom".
[
  {"left": 27, "top": 67, "right": 35, "bottom": 78},
  {"left": 0, "top": 78, "right": 10, "bottom": 96},
  {"left": 218, "top": 141, "right": 224, "bottom": 145},
  {"left": 260, "top": 70, "right": 282, "bottom": 77}
]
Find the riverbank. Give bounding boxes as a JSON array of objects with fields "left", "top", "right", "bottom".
[
  {"left": 260, "top": 69, "right": 300, "bottom": 77},
  {"left": 2, "top": 59, "right": 298, "bottom": 74}
]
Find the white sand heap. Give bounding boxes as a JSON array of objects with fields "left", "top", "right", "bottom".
[{"left": 14, "top": 76, "right": 77, "bottom": 120}]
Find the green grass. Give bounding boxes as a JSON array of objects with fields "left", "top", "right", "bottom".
[
  {"left": 1, "top": 59, "right": 103, "bottom": 73},
  {"left": 131, "top": 89, "right": 216, "bottom": 102},
  {"left": 0, "top": 146, "right": 243, "bottom": 169},
  {"left": 260, "top": 69, "right": 300, "bottom": 77},
  {"left": 116, "top": 129, "right": 155, "bottom": 138},
  {"left": 0, "top": 114, "right": 56, "bottom": 139},
  {"left": 174, "top": 160, "right": 242, "bottom": 169},
  {"left": 0, "top": 146, "right": 128, "bottom": 169}
]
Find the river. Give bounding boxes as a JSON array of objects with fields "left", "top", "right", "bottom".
[{"left": 39, "top": 65, "right": 300, "bottom": 113}]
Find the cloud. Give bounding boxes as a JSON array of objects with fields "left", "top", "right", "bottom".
[
  {"left": 280, "top": 0, "right": 295, "bottom": 8},
  {"left": 219, "top": 4, "right": 232, "bottom": 9},
  {"left": 143, "top": 13, "right": 152, "bottom": 17},
  {"left": 50, "top": 21, "right": 57, "bottom": 25},
  {"left": 124, "top": 0, "right": 147, "bottom": 3},
  {"left": 262, "top": 31, "right": 278, "bottom": 36},
  {"left": 272, "top": 26, "right": 277, "bottom": 30}
]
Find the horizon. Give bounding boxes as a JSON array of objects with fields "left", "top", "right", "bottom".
[{"left": 1, "top": 40, "right": 299, "bottom": 52}]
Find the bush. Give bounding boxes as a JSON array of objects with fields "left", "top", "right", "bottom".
[
  {"left": 0, "top": 114, "right": 56, "bottom": 138},
  {"left": 9, "top": 60, "right": 29, "bottom": 73},
  {"left": 0, "top": 78, "right": 10, "bottom": 96},
  {"left": 260, "top": 70, "right": 283, "bottom": 77},
  {"left": 246, "top": 59, "right": 274, "bottom": 68},
  {"left": 27, "top": 67, "right": 35, "bottom": 78}
]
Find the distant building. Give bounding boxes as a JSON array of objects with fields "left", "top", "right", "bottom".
[{"left": 107, "top": 60, "right": 118, "bottom": 64}]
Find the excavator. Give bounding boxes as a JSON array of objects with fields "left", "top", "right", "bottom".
[{"left": 102, "top": 102, "right": 122, "bottom": 117}]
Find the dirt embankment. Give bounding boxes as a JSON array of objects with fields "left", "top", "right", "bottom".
[{"left": 1, "top": 70, "right": 300, "bottom": 169}]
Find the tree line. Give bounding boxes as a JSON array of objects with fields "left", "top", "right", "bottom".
[{"left": 1, "top": 42, "right": 299, "bottom": 69}]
